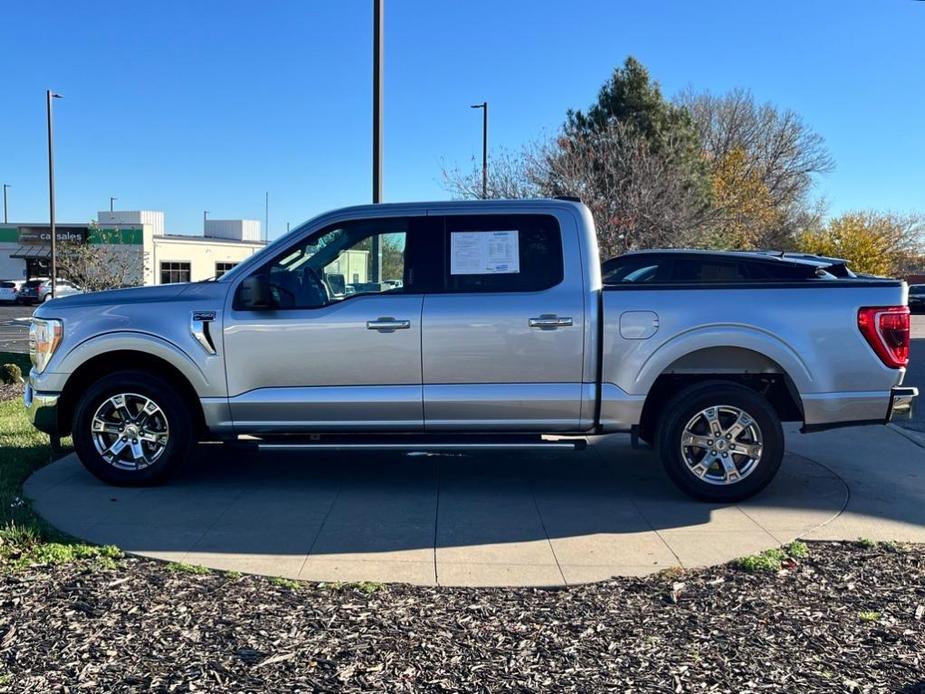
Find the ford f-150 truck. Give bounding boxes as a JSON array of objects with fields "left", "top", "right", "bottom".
[{"left": 25, "top": 200, "right": 918, "bottom": 501}]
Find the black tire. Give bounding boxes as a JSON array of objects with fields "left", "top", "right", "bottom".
[
  {"left": 655, "top": 381, "right": 784, "bottom": 502},
  {"left": 72, "top": 369, "right": 195, "bottom": 485}
]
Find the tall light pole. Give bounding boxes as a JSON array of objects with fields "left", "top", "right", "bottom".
[
  {"left": 372, "top": 0, "right": 383, "bottom": 204},
  {"left": 264, "top": 191, "right": 269, "bottom": 242},
  {"left": 47, "top": 90, "right": 63, "bottom": 298},
  {"left": 2, "top": 184, "right": 9, "bottom": 223},
  {"left": 109, "top": 196, "right": 117, "bottom": 212},
  {"left": 470, "top": 102, "right": 488, "bottom": 199},
  {"left": 370, "top": 0, "right": 384, "bottom": 282}
]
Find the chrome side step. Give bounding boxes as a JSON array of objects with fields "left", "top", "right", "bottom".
[{"left": 258, "top": 441, "right": 582, "bottom": 451}]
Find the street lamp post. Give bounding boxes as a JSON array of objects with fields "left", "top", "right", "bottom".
[
  {"left": 47, "top": 90, "right": 62, "bottom": 299},
  {"left": 265, "top": 191, "right": 269, "bottom": 242},
  {"left": 110, "top": 196, "right": 117, "bottom": 212},
  {"left": 2, "top": 184, "right": 9, "bottom": 223},
  {"left": 370, "top": 0, "right": 384, "bottom": 283},
  {"left": 470, "top": 102, "right": 488, "bottom": 199}
]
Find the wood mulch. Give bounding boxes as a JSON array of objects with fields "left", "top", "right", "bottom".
[{"left": 0, "top": 541, "right": 923, "bottom": 692}]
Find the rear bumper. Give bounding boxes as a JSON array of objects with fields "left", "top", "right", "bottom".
[
  {"left": 888, "top": 386, "right": 918, "bottom": 421},
  {"left": 23, "top": 383, "right": 60, "bottom": 436}
]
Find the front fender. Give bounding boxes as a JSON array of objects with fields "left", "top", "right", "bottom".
[{"left": 35, "top": 330, "right": 215, "bottom": 396}]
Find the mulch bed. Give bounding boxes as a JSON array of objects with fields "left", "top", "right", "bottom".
[
  {"left": 0, "top": 382, "right": 23, "bottom": 403},
  {"left": 0, "top": 542, "right": 923, "bottom": 692}
]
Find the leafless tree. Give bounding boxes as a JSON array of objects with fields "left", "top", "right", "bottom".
[
  {"left": 58, "top": 224, "right": 147, "bottom": 292},
  {"left": 441, "top": 146, "right": 541, "bottom": 200},
  {"left": 677, "top": 88, "right": 835, "bottom": 243},
  {"left": 442, "top": 124, "right": 713, "bottom": 258}
]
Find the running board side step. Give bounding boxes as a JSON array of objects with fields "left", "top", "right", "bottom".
[{"left": 245, "top": 433, "right": 587, "bottom": 452}]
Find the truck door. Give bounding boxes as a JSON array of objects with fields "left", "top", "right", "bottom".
[
  {"left": 223, "top": 216, "right": 435, "bottom": 432},
  {"left": 421, "top": 212, "right": 586, "bottom": 431}
]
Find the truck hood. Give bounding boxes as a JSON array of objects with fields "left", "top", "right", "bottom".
[{"left": 34, "top": 282, "right": 229, "bottom": 317}]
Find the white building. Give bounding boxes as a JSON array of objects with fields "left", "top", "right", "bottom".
[{"left": 0, "top": 210, "right": 266, "bottom": 285}]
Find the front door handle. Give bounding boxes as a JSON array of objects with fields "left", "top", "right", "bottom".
[
  {"left": 529, "top": 315, "right": 573, "bottom": 330},
  {"left": 366, "top": 317, "right": 411, "bottom": 332}
]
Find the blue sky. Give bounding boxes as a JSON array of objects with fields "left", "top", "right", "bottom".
[{"left": 2, "top": 0, "right": 923, "bottom": 239}]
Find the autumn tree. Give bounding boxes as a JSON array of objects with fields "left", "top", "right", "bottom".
[
  {"left": 678, "top": 88, "right": 834, "bottom": 247},
  {"left": 704, "top": 148, "right": 780, "bottom": 249},
  {"left": 795, "top": 212, "right": 924, "bottom": 277}
]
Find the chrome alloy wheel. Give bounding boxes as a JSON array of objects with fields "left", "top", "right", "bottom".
[
  {"left": 679, "top": 405, "right": 763, "bottom": 486},
  {"left": 90, "top": 393, "right": 170, "bottom": 471}
]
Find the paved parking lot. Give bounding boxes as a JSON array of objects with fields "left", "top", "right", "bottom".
[
  {"left": 16, "top": 312, "right": 925, "bottom": 587},
  {"left": 26, "top": 421, "right": 925, "bottom": 587},
  {"left": 0, "top": 303, "right": 33, "bottom": 353}
]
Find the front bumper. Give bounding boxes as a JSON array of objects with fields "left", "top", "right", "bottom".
[
  {"left": 23, "top": 383, "right": 61, "bottom": 435},
  {"left": 888, "top": 386, "right": 918, "bottom": 421}
]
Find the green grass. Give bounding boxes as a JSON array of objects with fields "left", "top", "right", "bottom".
[
  {"left": 270, "top": 576, "right": 301, "bottom": 590},
  {"left": 318, "top": 580, "right": 385, "bottom": 594},
  {"left": 0, "top": 369, "right": 116, "bottom": 571},
  {"left": 166, "top": 562, "right": 211, "bottom": 575},
  {"left": 858, "top": 610, "right": 881, "bottom": 623},
  {"left": 735, "top": 541, "right": 810, "bottom": 573}
]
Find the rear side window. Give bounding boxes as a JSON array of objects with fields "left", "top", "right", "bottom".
[
  {"left": 0, "top": 282, "right": 14, "bottom": 289},
  {"left": 441, "top": 214, "right": 563, "bottom": 293},
  {"left": 602, "top": 257, "right": 664, "bottom": 284}
]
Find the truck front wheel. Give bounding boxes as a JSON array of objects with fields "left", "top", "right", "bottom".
[
  {"left": 655, "top": 382, "right": 784, "bottom": 502},
  {"left": 72, "top": 370, "right": 195, "bottom": 485}
]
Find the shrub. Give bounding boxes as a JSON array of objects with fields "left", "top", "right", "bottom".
[{"left": 0, "top": 363, "right": 23, "bottom": 385}]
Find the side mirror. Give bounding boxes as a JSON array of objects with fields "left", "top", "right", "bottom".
[{"left": 237, "top": 274, "right": 273, "bottom": 309}]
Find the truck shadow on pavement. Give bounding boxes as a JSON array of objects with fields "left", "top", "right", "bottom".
[{"left": 34, "top": 425, "right": 925, "bottom": 586}]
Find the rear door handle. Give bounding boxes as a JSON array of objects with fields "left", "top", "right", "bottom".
[
  {"left": 366, "top": 317, "right": 411, "bottom": 332},
  {"left": 529, "top": 314, "right": 573, "bottom": 330}
]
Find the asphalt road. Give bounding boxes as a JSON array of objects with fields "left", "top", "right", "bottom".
[
  {"left": 903, "top": 312, "right": 925, "bottom": 433},
  {"left": 0, "top": 303, "right": 34, "bottom": 353},
  {"left": 1, "top": 302, "right": 923, "bottom": 430}
]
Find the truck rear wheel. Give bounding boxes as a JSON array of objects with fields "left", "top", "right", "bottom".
[
  {"left": 72, "top": 370, "right": 194, "bottom": 485},
  {"left": 655, "top": 381, "right": 783, "bottom": 502}
]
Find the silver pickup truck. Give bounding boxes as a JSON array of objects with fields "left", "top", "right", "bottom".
[{"left": 25, "top": 199, "right": 917, "bottom": 501}]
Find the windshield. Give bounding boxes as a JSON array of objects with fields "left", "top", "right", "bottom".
[
  {"left": 217, "top": 224, "right": 307, "bottom": 283},
  {"left": 911, "top": 285, "right": 925, "bottom": 295}
]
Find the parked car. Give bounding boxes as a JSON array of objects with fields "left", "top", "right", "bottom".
[
  {"left": 18, "top": 278, "right": 83, "bottom": 304},
  {"left": 24, "top": 200, "right": 917, "bottom": 501},
  {"left": 0, "top": 280, "right": 25, "bottom": 304},
  {"left": 910, "top": 284, "right": 925, "bottom": 313}
]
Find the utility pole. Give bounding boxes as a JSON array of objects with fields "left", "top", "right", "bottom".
[
  {"left": 264, "top": 191, "right": 269, "bottom": 242},
  {"left": 2, "top": 184, "right": 9, "bottom": 223},
  {"left": 371, "top": 0, "right": 384, "bottom": 282},
  {"left": 109, "top": 196, "right": 117, "bottom": 212},
  {"left": 470, "top": 101, "right": 488, "bottom": 199},
  {"left": 47, "top": 90, "right": 62, "bottom": 298}
]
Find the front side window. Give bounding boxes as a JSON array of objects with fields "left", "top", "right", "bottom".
[
  {"left": 238, "top": 218, "right": 412, "bottom": 310},
  {"left": 160, "top": 261, "right": 191, "bottom": 284}
]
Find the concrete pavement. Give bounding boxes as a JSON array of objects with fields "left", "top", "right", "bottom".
[{"left": 27, "top": 422, "right": 925, "bottom": 587}]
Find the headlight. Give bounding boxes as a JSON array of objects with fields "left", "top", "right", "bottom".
[{"left": 29, "top": 318, "right": 63, "bottom": 374}]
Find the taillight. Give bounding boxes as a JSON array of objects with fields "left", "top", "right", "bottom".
[{"left": 858, "top": 306, "right": 910, "bottom": 368}]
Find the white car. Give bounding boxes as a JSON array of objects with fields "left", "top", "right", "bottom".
[{"left": 0, "top": 280, "right": 25, "bottom": 304}]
